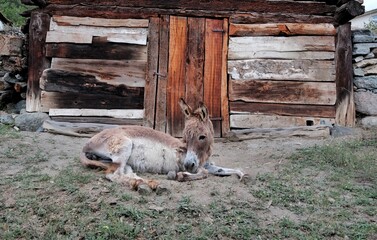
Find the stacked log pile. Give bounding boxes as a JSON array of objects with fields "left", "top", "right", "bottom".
[
  {"left": 352, "top": 30, "right": 377, "bottom": 127},
  {"left": 0, "top": 29, "right": 27, "bottom": 111}
]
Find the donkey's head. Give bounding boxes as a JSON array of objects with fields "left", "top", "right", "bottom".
[{"left": 179, "top": 98, "right": 214, "bottom": 173}]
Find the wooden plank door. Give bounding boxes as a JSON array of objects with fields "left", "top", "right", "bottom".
[{"left": 164, "top": 16, "right": 228, "bottom": 137}]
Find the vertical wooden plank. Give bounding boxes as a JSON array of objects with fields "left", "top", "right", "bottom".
[
  {"left": 185, "top": 17, "right": 205, "bottom": 109},
  {"left": 144, "top": 17, "right": 159, "bottom": 128},
  {"left": 221, "top": 18, "right": 230, "bottom": 136},
  {"left": 204, "top": 19, "right": 223, "bottom": 137},
  {"left": 26, "top": 12, "right": 51, "bottom": 112},
  {"left": 167, "top": 16, "right": 188, "bottom": 137},
  {"left": 335, "top": 23, "right": 355, "bottom": 127},
  {"left": 155, "top": 15, "right": 169, "bottom": 133}
]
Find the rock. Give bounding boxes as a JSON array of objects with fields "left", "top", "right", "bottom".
[
  {"left": 354, "top": 56, "right": 364, "bottom": 63},
  {"left": 14, "top": 100, "right": 26, "bottom": 113},
  {"left": 353, "top": 34, "right": 377, "bottom": 43},
  {"left": 353, "top": 67, "right": 364, "bottom": 76},
  {"left": 0, "top": 113, "right": 14, "bottom": 125},
  {"left": 353, "top": 43, "right": 377, "bottom": 56},
  {"left": 365, "top": 52, "right": 375, "bottom": 59},
  {"left": 360, "top": 116, "right": 377, "bottom": 128},
  {"left": 330, "top": 125, "right": 355, "bottom": 137},
  {"left": 354, "top": 59, "right": 377, "bottom": 68},
  {"left": 354, "top": 91, "right": 377, "bottom": 115},
  {"left": 354, "top": 76, "right": 377, "bottom": 90},
  {"left": 364, "top": 65, "right": 377, "bottom": 75},
  {"left": 14, "top": 112, "right": 50, "bottom": 131}
]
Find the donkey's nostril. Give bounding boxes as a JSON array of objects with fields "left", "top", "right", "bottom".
[{"left": 191, "top": 163, "right": 195, "bottom": 168}]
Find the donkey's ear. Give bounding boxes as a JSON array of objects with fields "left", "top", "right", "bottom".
[
  {"left": 197, "top": 101, "right": 209, "bottom": 121},
  {"left": 179, "top": 98, "right": 192, "bottom": 117}
]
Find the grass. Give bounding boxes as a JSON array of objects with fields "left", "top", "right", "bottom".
[{"left": 0, "top": 125, "right": 376, "bottom": 239}]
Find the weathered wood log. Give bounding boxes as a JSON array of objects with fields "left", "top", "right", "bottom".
[
  {"left": 26, "top": 12, "right": 51, "bottom": 112},
  {"left": 229, "top": 102, "right": 336, "bottom": 118},
  {"left": 51, "top": 16, "right": 149, "bottom": 28},
  {"left": 48, "top": 108, "right": 144, "bottom": 119},
  {"left": 40, "top": 69, "right": 144, "bottom": 97},
  {"left": 40, "top": 91, "right": 144, "bottom": 112},
  {"left": 50, "top": 58, "right": 146, "bottom": 87},
  {"left": 42, "top": 119, "right": 118, "bottom": 137},
  {"left": 45, "top": 0, "right": 336, "bottom": 15},
  {"left": 229, "top": 80, "right": 337, "bottom": 105},
  {"left": 226, "top": 126, "right": 330, "bottom": 141},
  {"left": 220, "top": 19, "right": 230, "bottom": 136},
  {"left": 167, "top": 16, "right": 187, "bottom": 137},
  {"left": 335, "top": 23, "right": 355, "bottom": 126},
  {"left": 228, "top": 59, "right": 335, "bottom": 81},
  {"left": 228, "top": 36, "right": 335, "bottom": 60},
  {"left": 155, "top": 15, "right": 170, "bottom": 133},
  {"left": 204, "top": 18, "right": 224, "bottom": 137},
  {"left": 50, "top": 116, "right": 143, "bottom": 126},
  {"left": 144, "top": 17, "right": 159, "bottom": 128},
  {"left": 48, "top": 20, "right": 148, "bottom": 45},
  {"left": 230, "top": 114, "right": 334, "bottom": 129},
  {"left": 45, "top": 42, "right": 147, "bottom": 60},
  {"left": 185, "top": 17, "right": 205, "bottom": 109},
  {"left": 230, "top": 13, "right": 334, "bottom": 24},
  {"left": 334, "top": 0, "right": 364, "bottom": 26},
  {"left": 229, "top": 23, "right": 336, "bottom": 36}
]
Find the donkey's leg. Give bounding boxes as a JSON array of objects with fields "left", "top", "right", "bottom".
[
  {"left": 106, "top": 166, "right": 159, "bottom": 191},
  {"left": 174, "top": 168, "right": 209, "bottom": 182},
  {"left": 204, "top": 162, "right": 245, "bottom": 179}
]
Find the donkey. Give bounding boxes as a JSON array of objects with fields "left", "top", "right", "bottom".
[{"left": 80, "top": 98, "right": 244, "bottom": 191}]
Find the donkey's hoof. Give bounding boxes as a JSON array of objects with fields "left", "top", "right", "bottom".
[
  {"left": 137, "top": 184, "right": 152, "bottom": 195},
  {"left": 167, "top": 171, "right": 177, "bottom": 180}
]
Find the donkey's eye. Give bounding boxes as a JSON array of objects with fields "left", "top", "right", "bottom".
[{"left": 199, "top": 135, "right": 206, "bottom": 141}]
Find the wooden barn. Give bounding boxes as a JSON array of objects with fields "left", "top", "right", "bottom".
[{"left": 22, "top": 0, "right": 364, "bottom": 137}]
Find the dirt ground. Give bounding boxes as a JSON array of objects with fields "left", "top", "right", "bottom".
[{"left": 1, "top": 126, "right": 374, "bottom": 239}]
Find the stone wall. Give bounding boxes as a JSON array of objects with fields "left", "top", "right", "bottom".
[
  {"left": 352, "top": 30, "right": 377, "bottom": 128},
  {"left": 0, "top": 28, "right": 27, "bottom": 111}
]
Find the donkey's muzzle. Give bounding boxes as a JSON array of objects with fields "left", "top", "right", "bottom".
[{"left": 184, "top": 151, "right": 199, "bottom": 173}]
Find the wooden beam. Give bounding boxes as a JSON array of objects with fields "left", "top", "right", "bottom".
[
  {"left": 221, "top": 18, "right": 230, "bottom": 136},
  {"left": 49, "top": 108, "right": 144, "bottom": 118},
  {"left": 230, "top": 114, "right": 334, "bottom": 129},
  {"left": 230, "top": 102, "right": 336, "bottom": 118},
  {"left": 204, "top": 18, "right": 224, "bottom": 137},
  {"left": 167, "top": 16, "right": 187, "bottom": 137},
  {"left": 51, "top": 16, "right": 149, "bottom": 27},
  {"left": 229, "top": 36, "right": 335, "bottom": 60},
  {"left": 26, "top": 12, "right": 51, "bottom": 112},
  {"left": 229, "top": 23, "right": 336, "bottom": 36},
  {"left": 40, "top": 69, "right": 144, "bottom": 98},
  {"left": 51, "top": 58, "right": 146, "bottom": 87},
  {"left": 229, "top": 80, "right": 337, "bottom": 105},
  {"left": 155, "top": 15, "right": 169, "bottom": 133},
  {"left": 334, "top": 0, "right": 364, "bottom": 26},
  {"left": 228, "top": 59, "right": 336, "bottom": 82},
  {"left": 40, "top": 91, "right": 144, "bottom": 112},
  {"left": 185, "top": 17, "right": 205, "bottom": 109},
  {"left": 45, "top": 0, "right": 336, "bottom": 15},
  {"left": 144, "top": 17, "right": 159, "bottom": 128},
  {"left": 45, "top": 43, "right": 147, "bottom": 60},
  {"left": 230, "top": 13, "right": 334, "bottom": 24},
  {"left": 335, "top": 23, "right": 355, "bottom": 126}
]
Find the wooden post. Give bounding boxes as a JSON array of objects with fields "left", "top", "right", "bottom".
[
  {"left": 26, "top": 11, "right": 51, "bottom": 112},
  {"left": 335, "top": 23, "right": 355, "bottom": 126},
  {"left": 144, "top": 17, "right": 159, "bottom": 128},
  {"left": 221, "top": 18, "right": 230, "bottom": 136}
]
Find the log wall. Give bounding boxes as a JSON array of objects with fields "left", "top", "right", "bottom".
[
  {"left": 33, "top": 15, "right": 148, "bottom": 124},
  {"left": 227, "top": 22, "right": 337, "bottom": 129}
]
